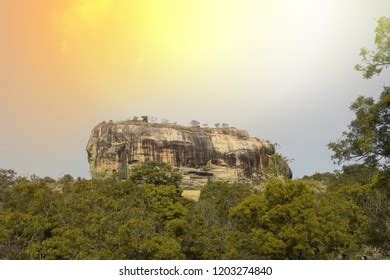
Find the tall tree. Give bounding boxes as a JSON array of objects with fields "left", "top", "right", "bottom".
[
  {"left": 329, "top": 17, "right": 390, "bottom": 169},
  {"left": 328, "top": 91, "right": 389, "bottom": 169}
]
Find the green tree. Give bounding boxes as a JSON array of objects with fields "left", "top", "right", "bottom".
[
  {"left": 303, "top": 164, "right": 378, "bottom": 186},
  {"left": 334, "top": 17, "right": 390, "bottom": 169},
  {"left": 328, "top": 90, "right": 389, "bottom": 169},
  {"left": 0, "top": 181, "right": 58, "bottom": 217},
  {"left": 364, "top": 173, "right": 390, "bottom": 254},
  {"left": 129, "top": 161, "right": 182, "bottom": 186},
  {"left": 26, "top": 227, "right": 94, "bottom": 260},
  {"left": 355, "top": 17, "right": 389, "bottom": 79},
  {"left": 0, "top": 212, "right": 52, "bottom": 259},
  {"left": 327, "top": 16, "right": 390, "bottom": 258},
  {"left": 198, "top": 181, "right": 252, "bottom": 226},
  {"left": 58, "top": 174, "right": 74, "bottom": 184},
  {"left": 141, "top": 236, "right": 184, "bottom": 259},
  {"left": 227, "top": 179, "right": 363, "bottom": 259},
  {"left": 0, "top": 169, "right": 17, "bottom": 188}
]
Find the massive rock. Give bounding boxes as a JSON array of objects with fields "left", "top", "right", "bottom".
[{"left": 86, "top": 120, "right": 292, "bottom": 189}]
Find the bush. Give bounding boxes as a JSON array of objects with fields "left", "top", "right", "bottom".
[{"left": 129, "top": 161, "right": 182, "bottom": 186}]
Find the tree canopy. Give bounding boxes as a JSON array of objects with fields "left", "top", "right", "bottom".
[
  {"left": 1, "top": 165, "right": 386, "bottom": 259},
  {"left": 328, "top": 91, "right": 389, "bottom": 169},
  {"left": 129, "top": 161, "right": 182, "bottom": 186},
  {"left": 329, "top": 17, "right": 390, "bottom": 169}
]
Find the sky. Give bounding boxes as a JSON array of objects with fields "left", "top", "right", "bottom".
[{"left": 0, "top": 0, "right": 389, "bottom": 179}]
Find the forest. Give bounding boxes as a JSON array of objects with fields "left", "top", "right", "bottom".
[{"left": 0, "top": 17, "right": 388, "bottom": 260}]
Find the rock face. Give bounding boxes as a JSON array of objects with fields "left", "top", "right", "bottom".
[{"left": 87, "top": 120, "right": 292, "bottom": 189}]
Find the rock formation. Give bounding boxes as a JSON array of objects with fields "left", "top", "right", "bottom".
[{"left": 86, "top": 119, "right": 292, "bottom": 189}]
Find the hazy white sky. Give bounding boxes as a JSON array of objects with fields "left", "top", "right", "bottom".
[{"left": 0, "top": 0, "right": 389, "bottom": 178}]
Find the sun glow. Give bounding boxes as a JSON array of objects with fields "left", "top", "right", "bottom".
[
  {"left": 60, "top": 0, "right": 113, "bottom": 31},
  {"left": 54, "top": 1, "right": 236, "bottom": 71}
]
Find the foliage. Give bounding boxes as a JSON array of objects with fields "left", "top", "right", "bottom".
[
  {"left": 58, "top": 174, "right": 74, "bottom": 184},
  {"left": 338, "top": 17, "right": 390, "bottom": 169},
  {"left": 0, "top": 164, "right": 190, "bottom": 259},
  {"left": 0, "top": 169, "right": 17, "bottom": 188},
  {"left": 328, "top": 91, "right": 389, "bottom": 169},
  {"left": 198, "top": 181, "right": 252, "bottom": 226},
  {"left": 303, "top": 164, "right": 378, "bottom": 186},
  {"left": 129, "top": 161, "right": 182, "bottom": 186},
  {"left": 265, "top": 153, "right": 293, "bottom": 179},
  {"left": 227, "top": 179, "right": 365, "bottom": 259},
  {"left": 0, "top": 163, "right": 388, "bottom": 259},
  {"left": 0, "top": 211, "right": 52, "bottom": 259},
  {"left": 303, "top": 167, "right": 389, "bottom": 257},
  {"left": 355, "top": 17, "right": 389, "bottom": 79},
  {"left": 325, "top": 17, "right": 390, "bottom": 257},
  {"left": 364, "top": 172, "right": 390, "bottom": 253}
]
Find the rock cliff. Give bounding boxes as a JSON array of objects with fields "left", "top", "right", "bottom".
[{"left": 86, "top": 120, "right": 292, "bottom": 189}]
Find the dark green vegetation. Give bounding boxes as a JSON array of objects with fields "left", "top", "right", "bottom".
[
  {"left": 328, "top": 90, "right": 389, "bottom": 169},
  {"left": 0, "top": 17, "right": 388, "bottom": 260},
  {"left": 330, "top": 16, "right": 389, "bottom": 170},
  {"left": 0, "top": 162, "right": 388, "bottom": 260}
]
